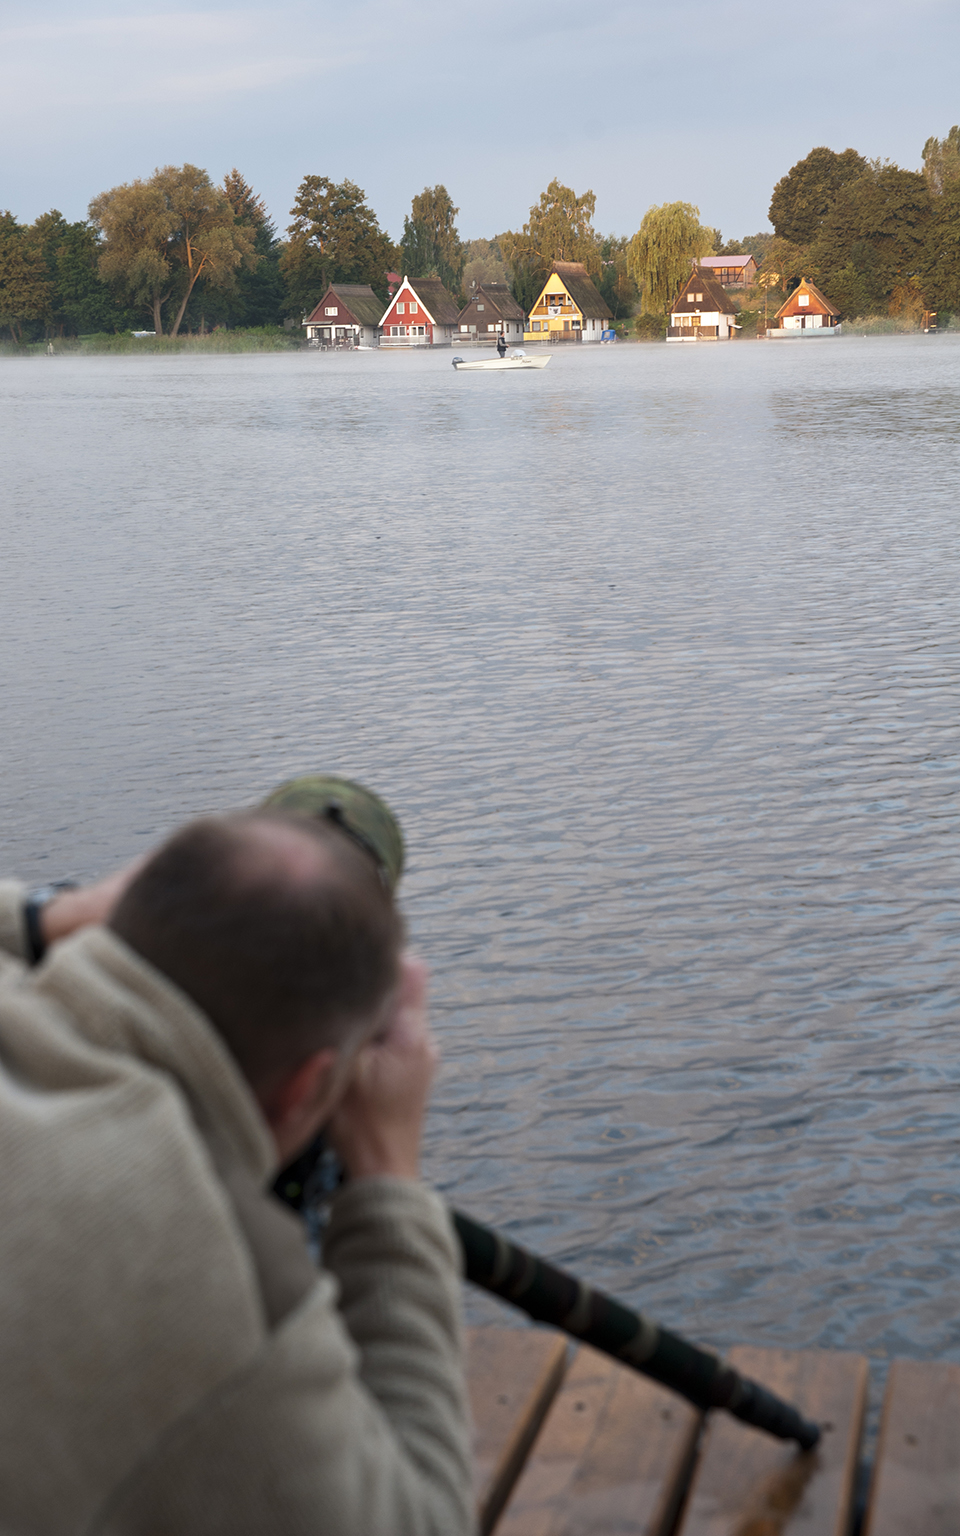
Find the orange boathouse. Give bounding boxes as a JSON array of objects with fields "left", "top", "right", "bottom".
[{"left": 766, "top": 278, "right": 841, "bottom": 338}]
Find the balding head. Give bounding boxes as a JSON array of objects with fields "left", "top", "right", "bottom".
[{"left": 109, "top": 811, "right": 403, "bottom": 1094}]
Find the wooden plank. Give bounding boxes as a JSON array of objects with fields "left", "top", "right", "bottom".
[
  {"left": 492, "top": 1342, "right": 702, "bottom": 1536},
  {"left": 862, "top": 1359, "right": 960, "bottom": 1536},
  {"left": 466, "top": 1326, "right": 569, "bottom": 1536},
  {"left": 675, "top": 1346, "right": 868, "bottom": 1536}
]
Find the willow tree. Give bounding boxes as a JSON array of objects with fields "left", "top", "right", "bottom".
[
  {"left": 627, "top": 202, "right": 716, "bottom": 315},
  {"left": 90, "top": 165, "right": 257, "bottom": 335},
  {"left": 400, "top": 185, "right": 463, "bottom": 293}
]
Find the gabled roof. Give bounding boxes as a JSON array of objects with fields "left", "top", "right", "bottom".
[
  {"left": 381, "top": 275, "right": 461, "bottom": 327},
  {"left": 539, "top": 261, "right": 612, "bottom": 321},
  {"left": 410, "top": 276, "right": 461, "bottom": 324},
  {"left": 774, "top": 277, "right": 840, "bottom": 319},
  {"left": 699, "top": 254, "right": 756, "bottom": 272},
  {"left": 671, "top": 265, "right": 736, "bottom": 315},
  {"left": 476, "top": 283, "right": 525, "bottom": 321},
  {"left": 329, "top": 283, "right": 385, "bottom": 327},
  {"left": 303, "top": 283, "right": 384, "bottom": 328}
]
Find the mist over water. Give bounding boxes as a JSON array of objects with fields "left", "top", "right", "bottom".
[{"left": 3, "top": 338, "right": 960, "bottom": 1409}]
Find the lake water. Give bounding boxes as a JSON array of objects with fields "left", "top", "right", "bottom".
[{"left": 2, "top": 337, "right": 960, "bottom": 1408}]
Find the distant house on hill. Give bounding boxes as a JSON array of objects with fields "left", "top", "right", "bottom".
[
  {"left": 699, "top": 254, "right": 758, "bottom": 288},
  {"left": 767, "top": 278, "right": 841, "bottom": 337},
  {"left": 668, "top": 266, "right": 738, "bottom": 340},
  {"left": 455, "top": 283, "right": 525, "bottom": 346},
  {"left": 379, "top": 276, "right": 460, "bottom": 346},
  {"left": 302, "top": 284, "right": 383, "bottom": 348},
  {"left": 525, "top": 261, "right": 611, "bottom": 343}
]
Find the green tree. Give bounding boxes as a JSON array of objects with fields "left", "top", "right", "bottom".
[
  {"left": 90, "top": 165, "right": 257, "bottom": 335},
  {"left": 461, "top": 237, "right": 507, "bottom": 294},
  {"left": 811, "top": 165, "right": 932, "bottom": 315},
  {"left": 921, "top": 178, "right": 960, "bottom": 317},
  {"left": 719, "top": 231, "right": 775, "bottom": 263},
  {"left": 400, "top": 185, "right": 464, "bottom": 293},
  {"left": 760, "top": 235, "right": 808, "bottom": 295},
  {"left": 220, "top": 169, "right": 284, "bottom": 327},
  {"left": 768, "top": 146, "right": 868, "bottom": 245},
  {"left": 627, "top": 202, "right": 715, "bottom": 315},
  {"left": 26, "top": 210, "right": 124, "bottom": 336},
  {"left": 0, "top": 213, "right": 52, "bottom": 342},
  {"left": 922, "top": 126, "right": 960, "bottom": 196},
  {"left": 499, "top": 178, "right": 600, "bottom": 310},
  {"left": 280, "top": 176, "right": 396, "bottom": 315},
  {"left": 597, "top": 234, "right": 637, "bottom": 319}
]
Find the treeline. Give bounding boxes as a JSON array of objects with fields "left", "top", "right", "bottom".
[
  {"left": 762, "top": 134, "right": 960, "bottom": 321},
  {"left": 3, "top": 128, "right": 959, "bottom": 343},
  {"left": 0, "top": 169, "right": 284, "bottom": 343},
  {"left": 0, "top": 168, "right": 638, "bottom": 343}
]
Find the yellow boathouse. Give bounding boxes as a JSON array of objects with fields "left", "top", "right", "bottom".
[{"left": 524, "top": 261, "right": 612, "bottom": 343}]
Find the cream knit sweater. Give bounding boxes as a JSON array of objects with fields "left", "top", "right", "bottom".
[{"left": 0, "top": 881, "right": 473, "bottom": 1535}]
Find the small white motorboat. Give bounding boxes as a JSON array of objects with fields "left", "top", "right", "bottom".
[{"left": 451, "top": 349, "right": 551, "bottom": 372}]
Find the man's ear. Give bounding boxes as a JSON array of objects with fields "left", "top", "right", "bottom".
[{"left": 257, "top": 1048, "right": 341, "bottom": 1166}]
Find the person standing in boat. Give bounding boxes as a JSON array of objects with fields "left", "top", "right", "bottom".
[
  {"left": 0, "top": 782, "right": 472, "bottom": 1536},
  {"left": 496, "top": 329, "right": 508, "bottom": 358}
]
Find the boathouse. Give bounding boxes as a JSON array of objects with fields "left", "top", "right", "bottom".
[
  {"left": 698, "top": 254, "right": 758, "bottom": 288},
  {"left": 379, "top": 276, "right": 460, "bottom": 347},
  {"left": 302, "top": 284, "right": 383, "bottom": 348},
  {"left": 524, "top": 261, "right": 611, "bottom": 343},
  {"left": 668, "top": 266, "right": 738, "bottom": 340},
  {"left": 456, "top": 283, "right": 526, "bottom": 346},
  {"left": 767, "top": 277, "right": 841, "bottom": 337}
]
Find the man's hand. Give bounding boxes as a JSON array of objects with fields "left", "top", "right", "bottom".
[
  {"left": 326, "top": 955, "right": 438, "bottom": 1181},
  {"left": 40, "top": 860, "right": 146, "bottom": 948}
]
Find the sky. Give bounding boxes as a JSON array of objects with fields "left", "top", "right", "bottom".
[{"left": 3, "top": 0, "right": 960, "bottom": 244}]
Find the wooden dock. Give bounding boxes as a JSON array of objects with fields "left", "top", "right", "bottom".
[{"left": 467, "top": 1327, "right": 960, "bottom": 1534}]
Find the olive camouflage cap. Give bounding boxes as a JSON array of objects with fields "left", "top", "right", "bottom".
[{"left": 260, "top": 774, "right": 405, "bottom": 892}]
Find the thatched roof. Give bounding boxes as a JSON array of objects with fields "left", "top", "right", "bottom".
[
  {"left": 303, "top": 283, "right": 384, "bottom": 328},
  {"left": 407, "top": 276, "right": 461, "bottom": 325},
  {"left": 671, "top": 266, "right": 736, "bottom": 316},
  {"left": 774, "top": 278, "right": 841, "bottom": 319},
  {"left": 546, "top": 261, "right": 612, "bottom": 321},
  {"left": 329, "top": 283, "right": 385, "bottom": 327},
  {"left": 476, "top": 283, "right": 525, "bottom": 321}
]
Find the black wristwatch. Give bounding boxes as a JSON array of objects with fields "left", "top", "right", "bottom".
[{"left": 23, "top": 881, "right": 79, "bottom": 966}]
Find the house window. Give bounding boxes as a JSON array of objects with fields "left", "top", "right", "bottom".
[
  {"left": 460, "top": 324, "right": 469, "bottom": 331},
  {"left": 397, "top": 302, "right": 405, "bottom": 314},
  {"left": 416, "top": 325, "right": 425, "bottom": 335},
  {"left": 798, "top": 294, "right": 810, "bottom": 306},
  {"left": 325, "top": 306, "right": 338, "bottom": 315},
  {"left": 477, "top": 303, "right": 484, "bottom": 311},
  {"left": 488, "top": 324, "right": 496, "bottom": 331},
  {"left": 572, "top": 319, "right": 581, "bottom": 329},
  {"left": 391, "top": 326, "right": 400, "bottom": 336},
  {"left": 532, "top": 320, "right": 541, "bottom": 331},
  {"left": 409, "top": 303, "right": 418, "bottom": 315}
]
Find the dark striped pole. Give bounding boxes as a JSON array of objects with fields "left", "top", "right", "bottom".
[
  {"left": 273, "top": 1138, "right": 819, "bottom": 1451},
  {"left": 452, "top": 1209, "right": 820, "bottom": 1451}
]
